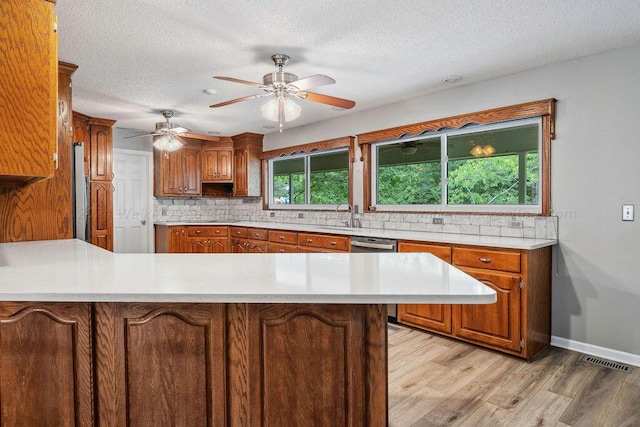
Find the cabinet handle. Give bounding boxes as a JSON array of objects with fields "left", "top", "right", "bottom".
[
  {"left": 255, "top": 233, "right": 260, "bottom": 237},
  {"left": 236, "top": 231, "right": 241, "bottom": 235},
  {"left": 279, "top": 249, "right": 285, "bottom": 253},
  {"left": 279, "top": 235, "right": 285, "bottom": 240},
  {"left": 215, "top": 230, "right": 220, "bottom": 234},
  {"left": 479, "top": 257, "right": 492, "bottom": 263},
  {"left": 306, "top": 239, "right": 313, "bottom": 243},
  {"left": 330, "top": 241, "right": 337, "bottom": 246},
  {"left": 195, "top": 230, "right": 201, "bottom": 234}
]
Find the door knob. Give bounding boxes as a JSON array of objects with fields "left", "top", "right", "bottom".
[{"left": 141, "top": 219, "right": 147, "bottom": 225}]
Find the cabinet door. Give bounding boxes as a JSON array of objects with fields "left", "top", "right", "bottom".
[
  {"left": 159, "top": 150, "right": 184, "bottom": 196},
  {"left": 209, "top": 238, "right": 229, "bottom": 253},
  {"left": 201, "top": 149, "right": 218, "bottom": 182},
  {"left": 90, "top": 181, "right": 113, "bottom": 251},
  {"left": 233, "top": 147, "right": 248, "bottom": 196},
  {"left": 94, "top": 303, "right": 226, "bottom": 426},
  {"left": 203, "top": 149, "right": 232, "bottom": 183},
  {"left": 242, "top": 304, "right": 386, "bottom": 426},
  {"left": 453, "top": 268, "right": 522, "bottom": 352},
  {"left": 230, "top": 238, "right": 248, "bottom": 253},
  {"left": 0, "top": 0, "right": 57, "bottom": 185},
  {"left": 397, "top": 242, "right": 452, "bottom": 334},
  {"left": 0, "top": 302, "right": 93, "bottom": 426},
  {"left": 247, "top": 240, "right": 268, "bottom": 253},
  {"left": 169, "top": 226, "right": 186, "bottom": 253},
  {"left": 182, "top": 147, "right": 202, "bottom": 195},
  {"left": 217, "top": 149, "right": 233, "bottom": 181},
  {"left": 186, "top": 236, "right": 209, "bottom": 253},
  {"left": 89, "top": 123, "right": 113, "bottom": 181}
]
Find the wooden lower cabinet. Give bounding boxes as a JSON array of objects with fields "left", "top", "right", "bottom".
[
  {"left": 453, "top": 268, "right": 522, "bottom": 352},
  {"left": 397, "top": 240, "right": 551, "bottom": 360},
  {"left": 90, "top": 181, "right": 113, "bottom": 251},
  {"left": 94, "top": 303, "right": 226, "bottom": 426},
  {"left": 0, "top": 302, "right": 93, "bottom": 426},
  {"left": 397, "top": 241, "right": 453, "bottom": 334},
  {"left": 0, "top": 302, "right": 388, "bottom": 425}
]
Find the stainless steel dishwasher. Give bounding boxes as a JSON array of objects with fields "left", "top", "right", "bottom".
[{"left": 350, "top": 236, "right": 398, "bottom": 321}]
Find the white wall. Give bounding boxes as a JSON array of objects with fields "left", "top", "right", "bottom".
[{"left": 265, "top": 44, "right": 640, "bottom": 356}]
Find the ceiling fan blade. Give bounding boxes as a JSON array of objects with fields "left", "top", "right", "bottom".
[
  {"left": 298, "top": 91, "right": 356, "bottom": 109},
  {"left": 181, "top": 132, "right": 220, "bottom": 142},
  {"left": 210, "top": 93, "right": 268, "bottom": 108},
  {"left": 290, "top": 74, "right": 335, "bottom": 91},
  {"left": 213, "top": 76, "right": 264, "bottom": 88},
  {"left": 122, "top": 132, "right": 160, "bottom": 139}
]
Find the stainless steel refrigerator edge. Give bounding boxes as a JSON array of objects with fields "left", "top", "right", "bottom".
[{"left": 73, "top": 142, "right": 89, "bottom": 241}]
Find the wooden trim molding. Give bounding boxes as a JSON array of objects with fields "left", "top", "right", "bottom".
[
  {"left": 258, "top": 136, "right": 354, "bottom": 159},
  {"left": 359, "top": 99, "right": 556, "bottom": 215},
  {"left": 357, "top": 99, "right": 556, "bottom": 145}
]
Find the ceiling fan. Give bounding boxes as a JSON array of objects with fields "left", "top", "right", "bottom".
[
  {"left": 210, "top": 54, "right": 356, "bottom": 131},
  {"left": 124, "top": 110, "right": 219, "bottom": 152},
  {"left": 380, "top": 141, "right": 425, "bottom": 156}
]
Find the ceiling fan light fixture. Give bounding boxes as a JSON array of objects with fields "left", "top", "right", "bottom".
[
  {"left": 400, "top": 145, "right": 418, "bottom": 155},
  {"left": 469, "top": 144, "right": 495, "bottom": 157},
  {"left": 261, "top": 97, "right": 301, "bottom": 122},
  {"left": 153, "top": 134, "right": 183, "bottom": 152}
]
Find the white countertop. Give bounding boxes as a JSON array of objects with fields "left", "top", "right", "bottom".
[
  {"left": 155, "top": 220, "right": 557, "bottom": 250},
  {"left": 0, "top": 239, "right": 496, "bottom": 304}
]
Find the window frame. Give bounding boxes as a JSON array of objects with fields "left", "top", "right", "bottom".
[
  {"left": 370, "top": 117, "right": 543, "bottom": 213},
  {"left": 358, "top": 99, "right": 555, "bottom": 215},
  {"left": 259, "top": 136, "right": 354, "bottom": 211}
]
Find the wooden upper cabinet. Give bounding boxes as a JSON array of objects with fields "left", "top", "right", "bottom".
[
  {"left": 89, "top": 120, "right": 114, "bottom": 181},
  {"left": 232, "top": 133, "right": 263, "bottom": 197},
  {"left": 202, "top": 148, "right": 233, "bottom": 182},
  {"left": 155, "top": 145, "right": 202, "bottom": 196},
  {"left": 0, "top": 0, "right": 58, "bottom": 187}
]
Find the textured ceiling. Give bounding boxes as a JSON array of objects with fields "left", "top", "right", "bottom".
[{"left": 56, "top": 1, "right": 640, "bottom": 138}]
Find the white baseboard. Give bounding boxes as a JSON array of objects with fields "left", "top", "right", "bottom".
[{"left": 551, "top": 336, "right": 640, "bottom": 367}]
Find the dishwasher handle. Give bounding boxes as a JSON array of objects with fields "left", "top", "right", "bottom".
[{"left": 350, "top": 240, "right": 396, "bottom": 251}]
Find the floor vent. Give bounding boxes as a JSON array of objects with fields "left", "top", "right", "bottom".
[
  {"left": 387, "top": 324, "right": 402, "bottom": 332},
  {"left": 580, "top": 355, "right": 633, "bottom": 373}
]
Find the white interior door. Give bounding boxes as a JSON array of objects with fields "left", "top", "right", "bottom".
[{"left": 113, "top": 149, "right": 153, "bottom": 253}]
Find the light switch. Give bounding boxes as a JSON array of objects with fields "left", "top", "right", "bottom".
[{"left": 622, "top": 204, "right": 634, "bottom": 221}]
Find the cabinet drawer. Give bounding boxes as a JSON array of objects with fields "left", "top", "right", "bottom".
[
  {"left": 268, "top": 230, "right": 298, "bottom": 245},
  {"left": 298, "top": 233, "right": 350, "bottom": 252},
  {"left": 268, "top": 242, "right": 298, "bottom": 253},
  {"left": 247, "top": 228, "right": 268, "bottom": 241},
  {"left": 230, "top": 227, "right": 248, "bottom": 239},
  {"left": 398, "top": 241, "right": 452, "bottom": 262},
  {"left": 452, "top": 247, "right": 520, "bottom": 273},
  {"left": 186, "top": 226, "right": 228, "bottom": 238}
]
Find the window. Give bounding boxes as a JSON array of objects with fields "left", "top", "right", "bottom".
[
  {"left": 269, "top": 148, "right": 349, "bottom": 208},
  {"left": 370, "top": 118, "right": 542, "bottom": 213}
]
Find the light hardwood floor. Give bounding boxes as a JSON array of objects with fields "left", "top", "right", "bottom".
[{"left": 388, "top": 324, "right": 640, "bottom": 427}]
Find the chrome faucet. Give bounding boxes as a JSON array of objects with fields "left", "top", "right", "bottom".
[{"left": 335, "top": 203, "right": 361, "bottom": 228}]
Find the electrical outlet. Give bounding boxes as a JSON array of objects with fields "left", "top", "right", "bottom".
[
  {"left": 622, "top": 204, "right": 634, "bottom": 221},
  {"left": 509, "top": 220, "right": 523, "bottom": 228},
  {"left": 269, "top": 212, "right": 275, "bottom": 217},
  {"left": 432, "top": 218, "right": 444, "bottom": 225},
  {"left": 353, "top": 204, "right": 359, "bottom": 214},
  {"left": 161, "top": 207, "right": 167, "bottom": 216},
  {"left": 298, "top": 213, "right": 304, "bottom": 218}
]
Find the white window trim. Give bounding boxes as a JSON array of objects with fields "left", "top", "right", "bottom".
[{"left": 370, "top": 117, "right": 543, "bottom": 214}]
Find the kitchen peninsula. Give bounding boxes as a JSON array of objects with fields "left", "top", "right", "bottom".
[{"left": 0, "top": 239, "right": 494, "bottom": 426}]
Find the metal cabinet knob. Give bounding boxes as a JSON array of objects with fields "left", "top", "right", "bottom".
[
  {"left": 479, "top": 257, "right": 492, "bottom": 263},
  {"left": 195, "top": 230, "right": 201, "bottom": 234}
]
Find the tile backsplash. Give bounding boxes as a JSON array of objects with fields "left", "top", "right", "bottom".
[{"left": 154, "top": 197, "right": 558, "bottom": 240}]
